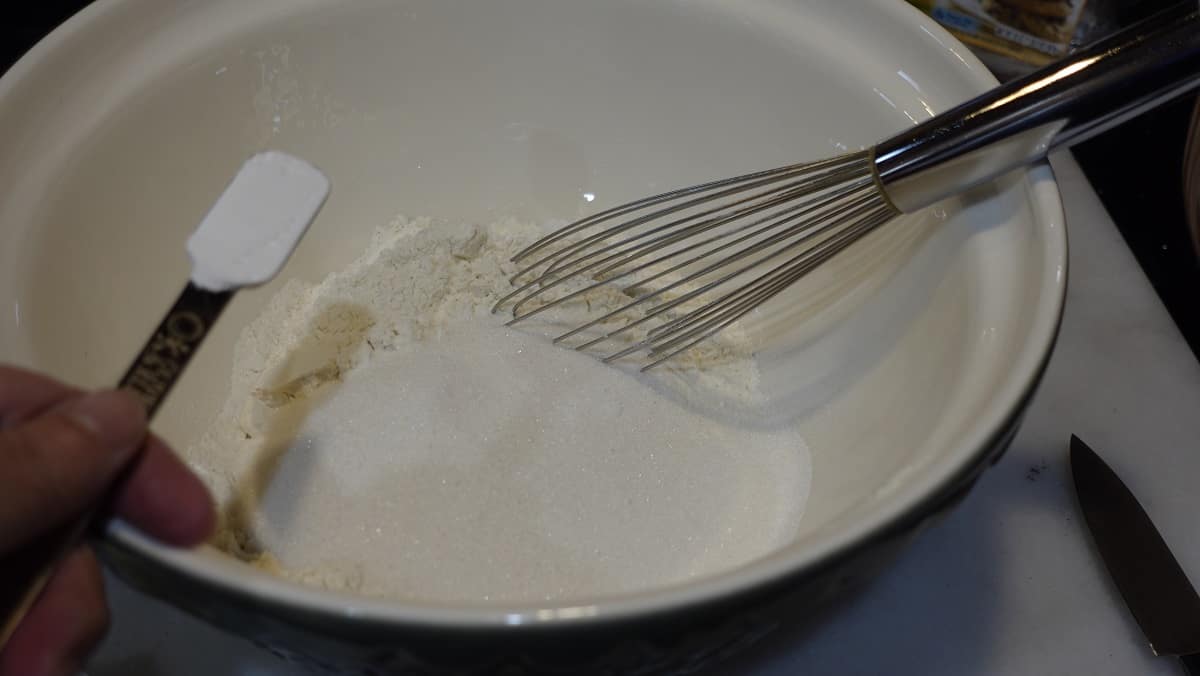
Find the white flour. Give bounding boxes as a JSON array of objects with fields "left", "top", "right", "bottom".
[{"left": 188, "top": 215, "right": 812, "bottom": 603}]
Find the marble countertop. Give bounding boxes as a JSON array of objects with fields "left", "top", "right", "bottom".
[{"left": 86, "top": 155, "right": 1200, "bottom": 675}]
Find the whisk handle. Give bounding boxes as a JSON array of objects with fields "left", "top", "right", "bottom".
[{"left": 874, "top": 1, "right": 1200, "bottom": 213}]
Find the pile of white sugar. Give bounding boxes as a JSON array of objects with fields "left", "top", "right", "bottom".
[{"left": 187, "top": 215, "right": 812, "bottom": 604}]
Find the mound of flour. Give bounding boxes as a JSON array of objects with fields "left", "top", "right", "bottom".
[{"left": 186, "top": 215, "right": 812, "bottom": 603}]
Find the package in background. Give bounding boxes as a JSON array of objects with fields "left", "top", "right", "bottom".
[{"left": 907, "top": 1, "right": 1090, "bottom": 69}]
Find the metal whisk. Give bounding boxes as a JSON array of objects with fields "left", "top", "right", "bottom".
[{"left": 495, "top": 3, "right": 1200, "bottom": 370}]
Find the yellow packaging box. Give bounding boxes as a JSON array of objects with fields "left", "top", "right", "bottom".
[{"left": 907, "top": 1, "right": 1088, "bottom": 66}]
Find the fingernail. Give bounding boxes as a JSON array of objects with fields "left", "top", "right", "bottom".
[{"left": 63, "top": 390, "right": 147, "bottom": 467}]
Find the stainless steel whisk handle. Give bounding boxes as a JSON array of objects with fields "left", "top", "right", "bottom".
[{"left": 874, "top": 1, "right": 1200, "bottom": 213}]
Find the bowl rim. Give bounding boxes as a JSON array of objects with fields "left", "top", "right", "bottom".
[{"left": 4, "top": 0, "right": 1068, "bottom": 630}]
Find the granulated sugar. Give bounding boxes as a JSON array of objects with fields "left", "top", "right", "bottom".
[{"left": 187, "top": 215, "right": 812, "bottom": 603}]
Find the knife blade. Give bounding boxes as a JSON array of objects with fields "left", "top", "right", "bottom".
[{"left": 1070, "top": 435, "right": 1200, "bottom": 674}]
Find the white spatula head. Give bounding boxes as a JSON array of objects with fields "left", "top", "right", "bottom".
[{"left": 186, "top": 151, "right": 331, "bottom": 292}]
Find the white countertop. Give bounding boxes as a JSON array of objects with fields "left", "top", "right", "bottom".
[{"left": 86, "top": 155, "right": 1200, "bottom": 676}]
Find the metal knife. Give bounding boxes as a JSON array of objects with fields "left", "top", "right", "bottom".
[{"left": 1070, "top": 435, "right": 1200, "bottom": 674}]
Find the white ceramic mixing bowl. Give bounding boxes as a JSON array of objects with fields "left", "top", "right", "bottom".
[{"left": 0, "top": 0, "right": 1065, "bottom": 672}]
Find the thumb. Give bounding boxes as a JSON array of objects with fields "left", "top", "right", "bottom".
[{"left": 0, "top": 390, "right": 146, "bottom": 554}]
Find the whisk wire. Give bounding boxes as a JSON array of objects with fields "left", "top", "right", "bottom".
[
  {"left": 548, "top": 187, "right": 882, "bottom": 350},
  {"left": 503, "top": 175, "right": 870, "bottom": 322},
  {"left": 644, "top": 195, "right": 887, "bottom": 343},
  {"left": 495, "top": 149, "right": 899, "bottom": 367},
  {"left": 625, "top": 200, "right": 891, "bottom": 362},
  {"left": 594, "top": 164, "right": 876, "bottom": 282},
  {"left": 506, "top": 159, "right": 860, "bottom": 294},
  {"left": 641, "top": 207, "right": 894, "bottom": 364},
  {"left": 616, "top": 177, "right": 877, "bottom": 292},
  {"left": 508, "top": 166, "right": 811, "bottom": 285},
  {"left": 509, "top": 154, "right": 860, "bottom": 266},
  {"left": 511, "top": 154, "right": 871, "bottom": 282},
  {"left": 504, "top": 179, "right": 816, "bottom": 319}
]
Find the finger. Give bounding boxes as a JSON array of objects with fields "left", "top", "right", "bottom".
[
  {"left": 0, "top": 390, "right": 146, "bottom": 553},
  {"left": 0, "top": 547, "right": 109, "bottom": 676},
  {"left": 0, "top": 366, "right": 79, "bottom": 429},
  {"left": 110, "top": 434, "right": 216, "bottom": 546}
]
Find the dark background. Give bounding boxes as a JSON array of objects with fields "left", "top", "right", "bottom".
[{"left": 3, "top": 0, "right": 1197, "bottom": 361}]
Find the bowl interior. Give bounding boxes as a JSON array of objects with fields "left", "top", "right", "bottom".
[{"left": 0, "top": 0, "right": 1062, "bottom": 619}]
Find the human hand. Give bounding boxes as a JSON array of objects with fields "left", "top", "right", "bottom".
[{"left": 0, "top": 366, "right": 215, "bottom": 676}]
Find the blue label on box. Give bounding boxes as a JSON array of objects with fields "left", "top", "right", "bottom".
[{"left": 931, "top": 7, "right": 979, "bottom": 33}]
